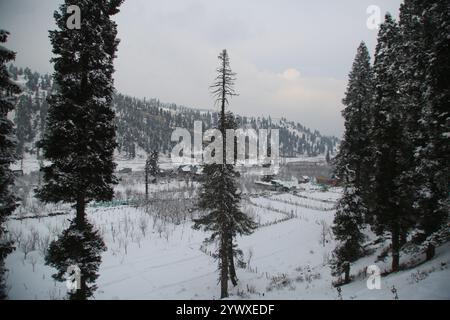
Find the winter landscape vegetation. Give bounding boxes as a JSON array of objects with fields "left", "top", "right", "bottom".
[{"left": 0, "top": 0, "right": 449, "bottom": 301}]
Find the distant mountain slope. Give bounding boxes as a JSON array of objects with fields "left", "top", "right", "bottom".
[{"left": 7, "top": 64, "right": 339, "bottom": 160}]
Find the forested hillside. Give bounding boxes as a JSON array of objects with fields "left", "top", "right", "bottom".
[{"left": 7, "top": 65, "right": 339, "bottom": 160}]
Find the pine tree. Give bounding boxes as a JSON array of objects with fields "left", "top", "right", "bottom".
[
  {"left": 145, "top": 150, "right": 159, "bottom": 200},
  {"left": 219, "top": 110, "right": 255, "bottom": 286},
  {"left": 36, "top": 0, "right": 123, "bottom": 223},
  {"left": 193, "top": 50, "right": 256, "bottom": 298},
  {"left": 331, "top": 186, "right": 366, "bottom": 284},
  {"left": 370, "top": 14, "right": 415, "bottom": 272},
  {"left": 148, "top": 150, "right": 159, "bottom": 179},
  {"left": 411, "top": 1, "right": 450, "bottom": 257},
  {"left": 0, "top": 30, "right": 21, "bottom": 299},
  {"left": 45, "top": 218, "right": 106, "bottom": 300},
  {"left": 331, "top": 43, "right": 372, "bottom": 283},
  {"left": 396, "top": 0, "right": 428, "bottom": 248},
  {"left": 334, "top": 42, "right": 373, "bottom": 196}
]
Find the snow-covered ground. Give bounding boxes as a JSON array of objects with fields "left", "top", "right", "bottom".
[
  {"left": 11, "top": 153, "right": 328, "bottom": 175},
  {"left": 4, "top": 174, "right": 449, "bottom": 300},
  {"left": 5, "top": 194, "right": 334, "bottom": 300}
]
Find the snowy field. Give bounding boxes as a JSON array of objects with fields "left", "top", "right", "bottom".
[{"left": 3, "top": 167, "right": 450, "bottom": 300}]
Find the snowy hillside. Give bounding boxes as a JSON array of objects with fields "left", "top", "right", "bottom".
[
  {"left": 4, "top": 176, "right": 449, "bottom": 300},
  {"left": 7, "top": 65, "right": 339, "bottom": 162}
]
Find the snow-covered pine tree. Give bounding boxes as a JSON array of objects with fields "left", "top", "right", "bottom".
[
  {"left": 45, "top": 219, "right": 106, "bottom": 300},
  {"left": 410, "top": 1, "right": 450, "bottom": 259},
  {"left": 36, "top": 0, "right": 123, "bottom": 223},
  {"left": 148, "top": 150, "right": 159, "bottom": 179},
  {"left": 395, "top": 0, "right": 428, "bottom": 248},
  {"left": 219, "top": 110, "right": 256, "bottom": 287},
  {"left": 335, "top": 42, "right": 373, "bottom": 202},
  {"left": 331, "top": 42, "right": 372, "bottom": 283},
  {"left": 145, "top": 150, "right": 159, "bottom": 200},
  {"left": 193, "top": 50, "right": 256, "bottom": 298},
  {"left": 331, "top": 187, "right": 366, "bottom": 284},
  {"left": 0, "top": 30, "right": 21, "bottom": 299},
  {"left": 370, "top": 14, "right": 416, "bottom": 272}
]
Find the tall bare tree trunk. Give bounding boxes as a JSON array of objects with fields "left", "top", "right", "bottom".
[
  {"left": 391, "top": 224, "right": 400, "bottom": 272},
  {"left": 220, "top": 234, "right": 229, "bottom": 298},
  {"left": 220, "top": 51, "right": 230, "bottom": 297}
]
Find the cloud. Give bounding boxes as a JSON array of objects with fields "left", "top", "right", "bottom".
[
  {"left": 227, "top": 59, "right": 346, "bottom": 136},
  {"left": 0, "top": 0, "right": 404, "bottom": 137},
  {"left": 280, "top": 68, "right": 301, "bottom": 81}
]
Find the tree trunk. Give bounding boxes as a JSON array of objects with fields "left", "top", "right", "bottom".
[
  {"left": 426, "top": 243, "right": 435, "bottom": 261},
  {"left": 391, "top": 225, "right": 400, "bottom": 272},
  {"left": 220, "top": 235, "right": 229, "bottom": 299},
  {"left": 145, "top": 167, "right": 149, "bottom": 201},
  {"left": 76, "top": 194, "right": 86, "bottom": 224},
  {"left": 228, "top": 236, "right": 238, "bottom": 286},
  {"left": 71, "top": 274, "right": 87, "bottom": 300},
  {"left": 221, "top": 53, "right": 226, "bottom": 134},
  {"left": 343, "top": 262, "right": 350, "bottom": 284}
]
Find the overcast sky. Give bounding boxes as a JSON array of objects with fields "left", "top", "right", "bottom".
[{"left": 0, "top": 0, "right": 402, "bottom": 137}]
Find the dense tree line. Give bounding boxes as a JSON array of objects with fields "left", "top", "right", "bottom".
[
  {"left": 332, "top": 0, "right": 449, "bottom": 283},
  {"left": 115, "top": 94, "right": 338, "bottom": 158}
]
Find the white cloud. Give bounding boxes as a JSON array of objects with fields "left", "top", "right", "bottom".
[
  {"left": 228, "top": 59, "right": 346, "bottom": 136},
  {"left": 0, "top": 0, "right": 404, "bottom": 137},
  {"left": 280, "top": 68, "right": 301, "bottom": 81}
]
